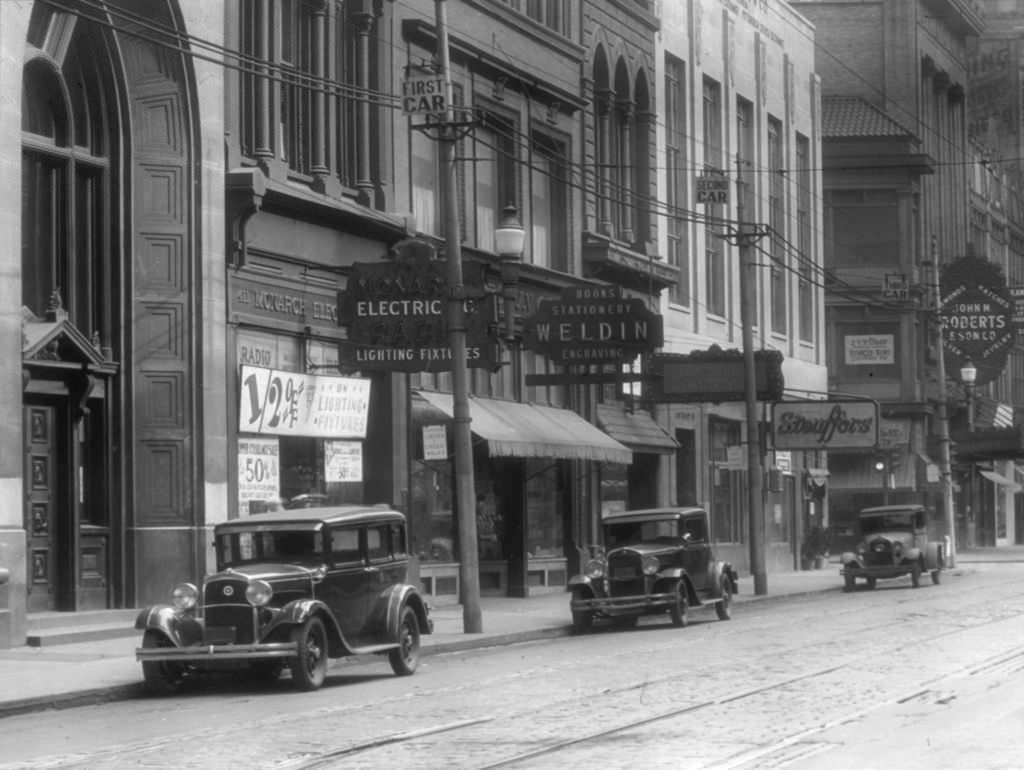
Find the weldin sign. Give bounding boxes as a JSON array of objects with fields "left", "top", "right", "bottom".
[{"left": 771, "top": 400, "right": 879, "bottom": 450}]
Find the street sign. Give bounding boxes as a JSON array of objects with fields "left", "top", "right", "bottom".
[
  {"left": 401, "top": 74, "right": 447, "bottom": 117},
  {"left": 882, "top": 273, "right": 909, "bottom": 299},
  {"left": 695, "top": 175, "right": 729, "bottom": 204}
]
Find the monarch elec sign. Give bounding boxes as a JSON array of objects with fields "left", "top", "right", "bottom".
[{"left": 771, "top": 400, "right": 879, "bottom": 450}]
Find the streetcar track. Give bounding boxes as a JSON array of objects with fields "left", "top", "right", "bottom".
[{"left": 5, "top": 571, "right": 1024, "bottom": 769}]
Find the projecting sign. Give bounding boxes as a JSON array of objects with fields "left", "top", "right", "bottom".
[
  {"left": 647, "top": 346, "right": 785, "bottom": 403},
  {"left": 337, "top": 239, "right": 500, "bottom": 372},
  {"left": 695, "top": 175, "right": 729, "bottom": 204},
  {"left": 771, "top": 400, "right": 879, "bottom": 450},
  {"left": 401, "top": 73, "right": 447, "bottom": 116},
  {"left": 521, "top": 284, "right": 662, "bottom": 364},
  {"left": 940, "top": 255, "right": 1013, "bottom": 387}
]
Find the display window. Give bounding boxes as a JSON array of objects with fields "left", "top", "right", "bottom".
[
  {"left": 236, "top": 330, "right": 365, "bottom": 515},
  {"left": 526, "top": 460, "right": 563, "bottom": 558}
]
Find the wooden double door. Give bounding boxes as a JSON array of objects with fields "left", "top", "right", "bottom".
[{"left": 24, "top": 401, "right": 111, "bottom": 612}]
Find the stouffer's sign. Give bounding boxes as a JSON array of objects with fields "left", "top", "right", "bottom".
[{"left": 771, "top": 400, "right": 879, "bottom": 450}]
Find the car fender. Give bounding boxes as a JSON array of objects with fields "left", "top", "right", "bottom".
[
  {"left": 381, "top": 583, "right": 433, "bottom": 638},
  {"left": 904, "top": 546, "right": 923, "bottom": 564},
  {"left": 134, "top": 605, "right": 203, "bottom": 647},
  {"left": 568, "top": 574, "right": 594, "bottom": 589},
  {"left": 656, "top": 569, "right": 698, "bottom": 605},
  {"left": 272, "top": 598, "right": 350, "bottom": 654}
]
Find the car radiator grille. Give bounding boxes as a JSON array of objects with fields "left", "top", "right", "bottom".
[
  {"left": 607, "top": 553, "right": 645, "bottom": 596},
  {"left": 204, "top": 579, "right": 256, "bottom": 644},
  {"left": 864, "top": 541, "right": 894, "bottom": 566}
]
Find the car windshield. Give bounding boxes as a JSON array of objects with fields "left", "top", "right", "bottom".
[
  {"left": 859, "top": 514, "right": 914, "bottom": 534},
  {"left": 218, "top": 529, "right": 322, "bottom": 567},
  {"left": 605, "top": 519, "right": 679, "bottom": 546}
]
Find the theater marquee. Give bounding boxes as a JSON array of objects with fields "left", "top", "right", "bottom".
[{"left": 771, "top": 400, "right": 879, "bottom": 450}]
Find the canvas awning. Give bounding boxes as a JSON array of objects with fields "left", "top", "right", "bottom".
[
  {"left": 415, "top": 391, "right": 632, "bottom": 464},
  {"left": 595, "top": 403, "right": 678, "bottom": 454},
  {"left": 979, "top": 469, "right": 1021, "bottom": 491}
]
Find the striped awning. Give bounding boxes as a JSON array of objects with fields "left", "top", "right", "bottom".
[{"left": 415, "top": 391, "right": 632, "bottom": 464}]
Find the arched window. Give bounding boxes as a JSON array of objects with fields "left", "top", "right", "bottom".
[{"left": 22, "top": 6, "right": 117, "bottom": 347}]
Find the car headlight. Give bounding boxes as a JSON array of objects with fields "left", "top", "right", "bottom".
[
  {"left": 641, "top": 555, "right": 660, "bottom": 576},
  {"left": 245, "top": 579, "right": 273, "bottom": 607},
  {"left": 172, "top": 582, "right": 198, "bottom": 611},
  {"left": 584, "top": 558, "right": 606, "bottom": 579}
]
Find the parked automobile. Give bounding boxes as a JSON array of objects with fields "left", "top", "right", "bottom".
[
  {"left": 568, "top": 506, "right": 739, "bottom": 633},
  {"left": 840, "top": 504, "right": 945, "bottom": 591},
  {"left": 134, "top": 505, "right": 432, "bottom": 694}
]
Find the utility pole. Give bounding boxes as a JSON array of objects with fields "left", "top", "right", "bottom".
[
  {"left": 929, "top": 235, "right": 957, "bottom": 567},
  {"left": 735, "top": 155, "right": 767, "bottom": 595},
  {"left": 436, "top": 0, "right": 482, "bottom": 631}
]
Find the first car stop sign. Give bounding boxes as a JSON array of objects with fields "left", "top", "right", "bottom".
[{"left": 401, "top": 74, "right": 447, "bottom": 117}]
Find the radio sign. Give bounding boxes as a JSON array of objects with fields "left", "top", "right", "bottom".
[{"left": 521, "top": 285, "right": 662, "bottom": 364}]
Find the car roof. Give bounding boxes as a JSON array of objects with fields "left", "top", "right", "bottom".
[
  {"left": 602, "top": 506, "right": 706, "bottom": 523},
  {"left": 215, "top": 505, "right": 405, "bottom": 533},
  {"left": 860, "top": 505, "right": 925, "bottom": 516}
]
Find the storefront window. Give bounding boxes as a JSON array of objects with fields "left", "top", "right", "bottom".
[
  {"left": 476, "top": 471, "right": 503, "bottom": 561},
  {"left": 410, "top": 461, "right": 455, "bottom": 562},
  {"left": 600, "top": 463, "right": 628, "bottom": 517},
  {"left": 526, "top": 460, "right": 562, "bottom": 557}
]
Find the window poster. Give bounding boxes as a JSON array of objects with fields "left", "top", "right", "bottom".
[
  {"left": 324, "top": 440, "right": 363, "bottom": 483},
  {"left": 238, "top": 437, "right": 280, "bottom": 515}
]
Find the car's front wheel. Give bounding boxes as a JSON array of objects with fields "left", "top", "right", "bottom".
[
  {"left": 388, "top": 606, "right": 421, "bottom": 676},
  {"left": 669, "top": 582, "right": 688, "bottom": 627},
  {"left": 911, "top": 561, "right": 922, "bottom": 588},
  {"left": 140, "top": 630, "right": 189, "bottom": 696},
  {"left": 843, "top": 574, "right": 856, "bottom": 592},
  {"left": 866, "top": 577, "right": 877, "bottom": 590},
  {"left": 931, "top": 568, "right": 942, "bottom": 585},
  {"left": 289, "top": 617, "right": 328, "bottom": 691}
]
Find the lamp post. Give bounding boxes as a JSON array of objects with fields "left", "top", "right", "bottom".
[
  {"left": 495, "top": 205, "right": 525, "bottom": 343},
  {"left": 960, "top": 360, "right": 977, "bottom": 432},
  {"left": 960, "top": 360, "right": 977, "bottom": 552}
]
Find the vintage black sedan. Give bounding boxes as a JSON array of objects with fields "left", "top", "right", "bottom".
[
  {"left": 134, "top": 506, "right": 432, "bottom": 694},
  {"left": 568, "top": 507, "right": 738, "bottom": 633},
  {"left": 840, "top": 505, "right": 945, "bottom": 591}
]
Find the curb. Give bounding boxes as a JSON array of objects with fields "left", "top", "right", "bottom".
[{"left": 0, "top": 580, "right": 860, "bottom": 720}]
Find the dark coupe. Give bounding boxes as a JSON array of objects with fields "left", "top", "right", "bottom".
[
  {"left": 568, "top": 506, "right": 738, "bottom": 632},
  {"left": 135, "top": 506, "right": 432, "bottom": 694}
]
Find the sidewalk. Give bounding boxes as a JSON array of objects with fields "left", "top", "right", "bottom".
[{"left": 0, "top": 557, "right": 994, "bottom": 719}]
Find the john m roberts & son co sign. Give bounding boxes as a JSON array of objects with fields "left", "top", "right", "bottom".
[{"left": 771, "top": 400, "right": 879, "bottom": 450}]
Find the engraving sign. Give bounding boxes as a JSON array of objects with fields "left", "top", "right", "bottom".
[{"left": 522, "top": 284, "right": 662, "bottom": 364}]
